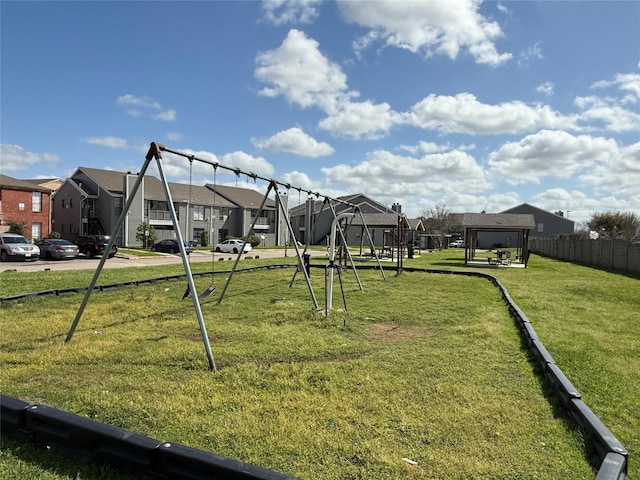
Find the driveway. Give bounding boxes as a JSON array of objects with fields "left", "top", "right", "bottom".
[{"left": 0, "top": 248, "right": 327, "bottom": 273}]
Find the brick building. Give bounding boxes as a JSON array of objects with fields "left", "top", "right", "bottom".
[{"left": 0, "top": 174, "right": 52, "bottom": 241}]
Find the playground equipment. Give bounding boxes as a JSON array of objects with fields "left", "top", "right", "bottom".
[{"left": 64, "top": 142, "right": 385, "bottom": 371}]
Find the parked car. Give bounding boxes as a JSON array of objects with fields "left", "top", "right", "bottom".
[
  {"left": 0, "top": 233, "right": 40, "bottom": 262},
  {"left": 150, "top": 239, "right": 193, "bottom": 255},
  {"left": 449, "top": 239, "right": 465, "bottom": 248},
  {"left": 75, "top": 235, "right": 118, "bottom": 258},
  {"left": 38, "top": 238, "right": 80, "bottom": 260},
  {"left": 215, "top": 239, "right": 252, "bottom": 254}
]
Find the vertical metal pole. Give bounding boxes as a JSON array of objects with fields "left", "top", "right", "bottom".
[
  {"left": 216, "top": 182, "right": 274, "bottom": 304},
  {"left": 66, "top": 153, "right": 153, "bottom": 343},
  {"left": 156, "top": 156, "right": 217, "bottom": 371},
  {"left": 273, "top": 185, "right": 320, "bottom": 309},
  {"left": 357, "top": 208, "right": 386, "bottom": 280}
]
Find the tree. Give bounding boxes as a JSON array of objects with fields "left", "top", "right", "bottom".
[
  {"left": 8, "top": 221, "right": 25, "bottom": 236},
  {"left": 588, "top": 211, "right": 640, "bottom": 240},
  {"left": 421, "top": 203, "right": 452, "bottom": 249},
  {"left": 136, "top": 222, "right": 157, "bottom": 249}
]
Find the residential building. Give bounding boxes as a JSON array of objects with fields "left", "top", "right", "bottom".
[
  {"left": 501, "top": 203, "right": 574, "bottom": 237},
  {"left": 289, "top": 193, "right": 396, "bottom": 245},
  {"left": 0, "top": 174, "right": 52, "bottom": 240},
  {"left": 205, "top": 184, "right": 280, "bottom": 246},
  {"left": 52, "top": 166, "right": 284, "bottom": 247}
]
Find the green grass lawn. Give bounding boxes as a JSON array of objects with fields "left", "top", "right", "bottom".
[{"left": 0, "top": 250, "right": 637, "bottom": 479}]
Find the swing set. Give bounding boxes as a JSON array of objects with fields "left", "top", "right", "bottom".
[{"left": 65, "top": 142, "right": 386, "bottom": 371}]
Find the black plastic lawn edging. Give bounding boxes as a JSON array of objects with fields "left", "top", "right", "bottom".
[
  {"left": 0, "top": 264, "right": 298, "bottom": 303},
  {"left": 0, "top": 263, "right": 629, "bottom": 479},
  {"left": 0, "top": 394, "right": 299, "bottom": 480},
  {"left": 365, "top": 264, "right": 629, "bottom": 480}
]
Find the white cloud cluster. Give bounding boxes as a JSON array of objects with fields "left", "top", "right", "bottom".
[
  {"left": 116, "top": 94, "right": 176, "bottom": 122},
  {"left": 85, "top": 136, "right": 128, "bottom": 149},
  {"left": 0, "top": 144, "right": 61, "bottom": 173},
  {"left": 337, "top": 0, "right": 512, "bottom": 66},
  {"left": 261, "top": 0, "right": 321, "bottom": 25},
  {"left": 487, "top": 130, "right": 619, "bottom": 184},
  {"left": 253, "top": 127, "right": 334, "bottom": 157}
]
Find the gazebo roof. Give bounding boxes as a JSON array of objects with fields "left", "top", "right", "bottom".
[{"left": 462, "top": 213, "right": 535, "bottom": 230}]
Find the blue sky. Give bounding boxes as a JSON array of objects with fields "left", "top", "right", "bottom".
[{"left": 2, "top": 0, "right": 639, "bottom": 226}]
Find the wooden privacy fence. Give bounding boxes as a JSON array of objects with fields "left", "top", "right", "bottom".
[{"left": 529, "top": 237, "right": 640, "bottom": 275}]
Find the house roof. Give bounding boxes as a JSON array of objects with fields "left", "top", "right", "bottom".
[
  {"left": 501, "top": 203, "right": 574, "bottom": 224},
  {"left": 75, "top": 167, "right": 127, "bottom": 193},
  {"left": 462, "top": 213, "right": 535, "bottom": 229},
  {"left": 169, "top": 182, "right": 235, "bottom": 207},
  {"left": 351, "top": 212, "right": 410, "bottom": 228},
  {"left": 0, "top": 174, "right": 50, "bottom": 192},
  {"left": 407, "top": 218, "right": 425, "bottom": 230},
  {"left": 289, "top": 192, "right": 394, "bottom": 216},
  {"left": 21, "top": 178, "right": 62, "bottom": 191},
  {"left": 206, "top": 184, "right": 275, "bottom": 209}
]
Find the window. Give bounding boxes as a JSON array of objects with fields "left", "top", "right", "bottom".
[
  {"left": 32, "top": 222, "right": 42, "bottom": 241},
  {"left": 193, "top": 227, "right": 204, "bottom": 244},
  {"left": 32, "top": 192, "right": 42, "bottom": 212},
  {"left": 193, "top": 205, "right": 205, "bottom": 221},
  {"left": 18, "top": 202, "right": 25, "bottom": 211},
  {"left": 218, "top": 207, "right": 229, "bottom": 221},
  {"left": 114, "top": 197, "right": 123, "bottom": 217},
  {"left": 537, "top": 223, "right": 544, "bottom": 233}
]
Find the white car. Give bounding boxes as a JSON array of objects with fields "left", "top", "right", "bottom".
[
  {"left": 449, "top": 239, "right": 465, "bottom": 248},
  {"left": 0, "top": 233, "right": 40, "bottom": 262},
  {"left": 215, "top": 239, "right": 252, "bottom": 254}
]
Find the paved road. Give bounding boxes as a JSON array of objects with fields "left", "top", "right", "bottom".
[{"left": 0, "top": 248, "right": 327, "bottom": 273}]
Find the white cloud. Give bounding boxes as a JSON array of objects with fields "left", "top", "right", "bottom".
[
  {"left": 0, "top": 144, "right": 61, "bottom": 172},
  {"left": 219, "top": 151, "right": 275, "bottom": 177},
  {"left": 592, "top": 72, "right": 640, "bottom": 100},
  {"left": 116, "top": 94, "right": 175, "bottom": 121},
  {"left": 406, "top": 93, "right": 577, "bottom": 134},
  {"left": 255, "top": 29, "right": 354, "bottom": 114},
  {"left": 574, "top": 95, "right": 640, "bottom": 132},
  {"left": 253, "top": 127, "right": 334, "bottom": 157},
  {"left": 517, "top": 41, "right": 544, "bottom": 67},
  {"left": 536, "top": 81, "right": 554, "bottom": 96},
  {"left": 167, "top": 132, "right": 183, "bottom": 141},
  {"left": 261, "top": 0, "right": 321, "bottom": 25},
  {"left": 337, "top": 0, "right": 512, "bottom": 66},
  {"left": 153, "top": 109, "right": 177, "bottom": 122},
  {"left": 85, "top": 136, "right": 128, "bottom": 148},
  {"left": 319, "top": 100, "right": 401, "bottom": 139},
  {"left": 578, "top": 141, "right": 640, "bottom": 199},
  {"left": 322, "top": 148, "right": 491, "bottom": 204},
  {"left": 487, "top": 130, "right": 618, "bottom": 184},
  {"left": 117, "top": 94, "right": 162, "bottom": 110}
]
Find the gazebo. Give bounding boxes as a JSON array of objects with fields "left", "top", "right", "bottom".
[{"left": 461, "top": 213, "right": 535, "bottom": 267}]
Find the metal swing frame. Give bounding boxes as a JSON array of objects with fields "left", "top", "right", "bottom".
[{"left": 65, "top": 142, "right": 385, "bottom": 371}]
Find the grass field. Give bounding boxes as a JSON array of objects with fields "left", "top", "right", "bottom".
[{"left": 0, "top": 249, "right": 637, "bottom": 479}]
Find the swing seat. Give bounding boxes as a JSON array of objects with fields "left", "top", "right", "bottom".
[{"left": 182, "top": 285, "right": 216, "bottom": 300}]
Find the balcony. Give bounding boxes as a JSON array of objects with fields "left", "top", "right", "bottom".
[{"left": 149, "top": 210, "right": 173, "bottom": 226}]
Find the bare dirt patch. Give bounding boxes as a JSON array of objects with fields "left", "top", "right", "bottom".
[{"left": 367, "top": 322, "right": 431, "bottom": 343}]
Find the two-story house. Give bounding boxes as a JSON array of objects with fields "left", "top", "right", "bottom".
[{"left": 0, "top": 174, "right": 52, "bottom": 240}]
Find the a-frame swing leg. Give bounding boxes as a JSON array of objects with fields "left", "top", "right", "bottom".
[
  {"left": 216, "top": 181, "right": 320, "bottom": 310},
  {"left": 65, "top": 143, "right": 217, "bottom": 372}
]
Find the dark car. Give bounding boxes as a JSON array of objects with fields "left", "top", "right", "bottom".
[
  {"left": 75, "top": 235, "right": 118, "bottom": 258},
  {"left": 38, "top": 238, "right": 80, "bottom": 260},
  {"left": 150, "top": 239, "right": 193, "bottom": 255}
]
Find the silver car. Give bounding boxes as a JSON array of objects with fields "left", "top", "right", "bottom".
[
  {"left": 0, "top": 233, "right": 40, "bottom": 262},
  {"left": 38, "top": 238, "right": 80, "bottom": 260}
]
